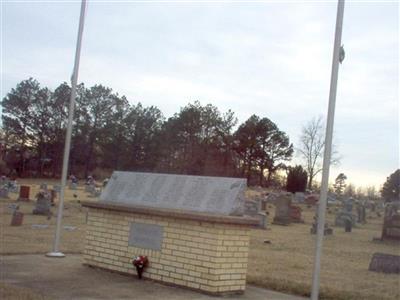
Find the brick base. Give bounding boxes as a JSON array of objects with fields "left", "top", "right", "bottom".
[{"left": 82, "top": 203, "right": 257, "bottom": 294}]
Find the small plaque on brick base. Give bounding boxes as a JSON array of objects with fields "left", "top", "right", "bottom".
[{"left": 129, "top": 222, "right": 163, "bottom": 251}]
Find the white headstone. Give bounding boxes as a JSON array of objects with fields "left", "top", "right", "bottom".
[{"left": 100, "top": 171, "right": 247, "bottom": 215}]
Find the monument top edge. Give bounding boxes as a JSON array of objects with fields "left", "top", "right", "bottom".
[{"left": 110, "top": 171, "right": 247, "bottom": 182}]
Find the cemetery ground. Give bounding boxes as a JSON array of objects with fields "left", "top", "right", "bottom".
[{"left": 1, "top": 179, "right": 399, "bottom": 300}]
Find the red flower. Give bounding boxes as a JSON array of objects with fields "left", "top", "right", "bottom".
[
  {"left": 133, "top": 255, "right": 148, "bottom": 269},
  {"left": 132, "top": 256, "right": 149, "bottom": 279}
]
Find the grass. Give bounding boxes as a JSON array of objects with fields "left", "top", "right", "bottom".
[
  {"left": 1, "top": 179, "right": 399, "bottom": 299},
  {"left": 0, "top": 283, "right": 50, "bottom": 300}
]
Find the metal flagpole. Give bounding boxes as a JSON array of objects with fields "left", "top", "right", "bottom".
[
  {"left": 47, "top": 0, "right": 87, "bottom": 257},
  {"left": 310, "top": 0, "right": 345, "bottom": 298}
]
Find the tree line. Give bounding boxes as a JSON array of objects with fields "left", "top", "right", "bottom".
[{"left": 1, "top": 78, "right": 294, "bottom": 186}]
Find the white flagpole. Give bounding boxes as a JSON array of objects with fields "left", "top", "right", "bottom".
[
  {"left": 47, "top": 0, "right": 87, "bottom": 257},
  {"left": 311, "top": 0, "right": 345, "bottom": 298}
]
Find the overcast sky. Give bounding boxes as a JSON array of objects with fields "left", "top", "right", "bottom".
[{"left": 1, "top": 0, "right": 398, "bottom": 189}]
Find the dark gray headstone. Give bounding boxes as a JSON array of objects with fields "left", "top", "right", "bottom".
[
  {"left": 33, "top": 192, "right": 51, "bottom": 215},
  {"left": 272, "top": 193, "right": 292, "bottom": 225},
  {"left": 335, "top": 211, "right": 356, "bottom": 227},
  {"left": 369, "top": 252, "right": 400, "bottom": 274},
  {"left": 129, "top": 222, "right": 163, "bottom": 250},
  {"left": 100, "top": 171, "right": 247, "bottom": 215}
]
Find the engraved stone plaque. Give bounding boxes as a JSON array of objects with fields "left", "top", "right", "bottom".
[
  {"left": 100, "top": 171, "right": 247, "bottom": 215},
  {"left": 129, "top": 222, "right": 163, "bottom": 251}
]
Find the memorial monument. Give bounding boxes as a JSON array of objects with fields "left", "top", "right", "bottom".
[{"left": 82, "top": 171, "right": 258, "bottom": 295}]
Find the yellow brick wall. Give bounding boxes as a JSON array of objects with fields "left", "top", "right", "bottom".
[{"left": 84, "top": 208, "right": 251, "bottom": 294}]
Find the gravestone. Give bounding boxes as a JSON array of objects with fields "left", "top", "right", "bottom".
[
  {"left": 357, "top": 201, "right": 367, "bottom": 224},
  {"left": 9, "top": 203, "right": 23, "bottom": 226},
  {"left": 243, "top": 199, "right": 267, "bottom": 229},
  {"left": 260, "top": 199, "right": 267, "bottom": 211},
  {"left": 100, "top": 171, "right": 247, "bottom": 216},
  {"left": 244, "top": 199, "right": 260, "bottom": 216},
  {"left": 369, "top": 252, "right": 400, "bottom": 274},
  {"left": 39, "top": 183, "right": 48, "bottom": 190},
  {"left": 33, "top": 191, "right": 51, "bottom": 216},
  {"left": 50, "top": 189, "right": 57, "bottom": 204},
  {"left": 0, "top": 187, "right": 9, "bottom": 198},
  {"left": 85, "top": 184, "right": 95, "bottom": 193},
  {"left": 289, "top": 205, "right": 304, "bottom": 223},
  {"left": 8, "top": 182, "right": 19, "bottom": 193},
  {"left": 310, "top": 204, "right": 333, "bottom": 235},
  {"left": 305, "top": 194, "right": 319, "bottom": 206},
  {"left": 381, "top": 202, "right": 400, "bottom": 241},
  {"left": 257, "top": 212, "right": 268, "bottom": 229},
  {"left": 294, "top": 192, "right": 305, "bottom": 203},
  {"left": 11, "top": 211, "right": 24, "bottom": 226},
  {"left": 18, "top": 185, "right": 30, "bottom": 201},
  {"left": 69, "top": 182, "right": 78, "bottom": 190},
  {"left": 335, "top": 198, "right": 356, "bottom": 227},
  {"left": 53, "top": 185, "right": 61, "bottom": 193},
  {"left": 0, "top": 176, "right": 7, "bottom": 186},
  {"left": 272, "top": 193, "right": 292, "bottom": 225}
]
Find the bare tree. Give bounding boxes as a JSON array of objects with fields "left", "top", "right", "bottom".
[{"left": 298, "top": 116, "right": 340, "bottom": 190}]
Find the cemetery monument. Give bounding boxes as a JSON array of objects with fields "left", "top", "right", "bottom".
[{"left": 82, "top": 171, "right": 259, "bottom": 295}]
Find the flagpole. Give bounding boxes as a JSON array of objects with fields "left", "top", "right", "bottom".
[
  {"left": 311, "top": 0, "right": 345, "bottom": 298},
  {"left": 47, "top": 0, "right": 87, "bottom": 258}
]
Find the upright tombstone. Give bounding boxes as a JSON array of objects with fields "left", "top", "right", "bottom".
[
  {"left": 272, "top": 193, "right": 292, "bottom": 225},
  {"left": 310, "top": 204, "right": 333, "bottom": 235},
  {"left": 335, "top": 197, "right": 356, "bottom": 227},
  {"left": 7, "top": 181, "right": 19, "bottom": 194},
  {"left": 33, "top": 191, "right": 52, "bottom": 216},
  {"left": 244, "top": 199, "right": 267, "bottom": 229},
  {"left": 53, "top": 185, "right": 61, "bottom": 193},
  {"left": 18, "top": 185, "right": 30, "bottom": 201},
  {"left": 289, "top": 204, "right": 304, "bottom": 223},
  {"left": 294, "top": 192, "right": 305, "bottom": 203},
  {"left": 39, "top": 183, "right": 48, "bottom": 191},
  {"left": 82, "top": 171, "right": 258, "bottom": 295},
  {"left": 11, "top": 211, "right": 24, "bottom": 226},
  {"left": 381, "top": 202, "right": 400, "bottom": 241},
  {"left": 356, "top": 201, "right": 367, "bottom": 224},
  {"left": 0, "top": 186, "right": 9, "bottom": 198},
  {"left": 50, "top": 189, "right": 57, "bottom": 205},
  {"left": 69, "top": 182, "right": 78, "bottom": 190}
]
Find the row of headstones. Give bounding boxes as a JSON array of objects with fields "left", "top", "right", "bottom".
[
  {"left": 68, "top": 181, "right": 102, "bottom": 198},
  {"left": 244, "top": 193, "right": 305, "bottom": 229},
  {"left": 256, "top": 193, "right": 376, "bottom": 235}
]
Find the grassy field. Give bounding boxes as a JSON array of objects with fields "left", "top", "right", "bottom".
[
  {"left": 1, "top": 179, "right": 399, "bottom": 300},
  {"left": 0, "top": 283, "right": 50, "bottom": 300}
]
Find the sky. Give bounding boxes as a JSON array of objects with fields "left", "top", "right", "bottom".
[{"left": 1, "top": 0, "right": 398, "bottom": 189}]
